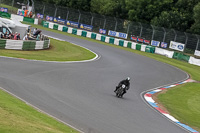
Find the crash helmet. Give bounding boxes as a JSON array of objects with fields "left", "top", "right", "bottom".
[{"left": 126, "top": 77, "right": 130, "bottom": 81}]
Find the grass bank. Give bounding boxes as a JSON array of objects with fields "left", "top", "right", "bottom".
[
  {"left": 158, "top": 83, "right": 200, "bottom": 131},
  {"left": 0, "top": 89, "right": 79, "bottom": 133},
  {"left": 27, "top": 23, "right": 200, "bottom": 131},
  {"left": 0, "top": 39, "right": 96, "bottom": 61}
]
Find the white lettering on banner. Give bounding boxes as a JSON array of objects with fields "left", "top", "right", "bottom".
[
  {"left": 194, "top": 50, "right": 200, "bottom": 57},
  {"left": 169, "top": 41, "right": 185, "bottom": 52},
  {"left": 108, "top": 30, "right": 127, "bottom": 39}
]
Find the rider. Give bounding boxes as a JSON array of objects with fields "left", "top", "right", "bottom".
[{"left": 114, "top": 77, "right": 130, "bottom": 95}]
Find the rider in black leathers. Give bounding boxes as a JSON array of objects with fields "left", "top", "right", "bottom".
[{"left": 114, "top": 77, "right": 130, "bottom": 95}]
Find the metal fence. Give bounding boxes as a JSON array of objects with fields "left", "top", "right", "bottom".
[{"left": 1, "top": 0, "right": 200, "bottom": 53}]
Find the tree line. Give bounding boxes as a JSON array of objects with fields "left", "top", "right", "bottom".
[{"left": 35, "top": 0, "right": 200, "bottom": 35}]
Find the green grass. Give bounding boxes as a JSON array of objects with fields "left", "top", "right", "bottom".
[
  {"left": 0, "top": 39, "right": 96, "bottom": 61},
  {"left": 158, "top": 83, "right": 200, "bottom": 131},
  {"left": 0, "top": 89, "right": 79, "bottom": 133}
]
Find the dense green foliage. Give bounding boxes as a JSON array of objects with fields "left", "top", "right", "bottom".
[{"left": 35, "top": 0, "right": 200, "bottom": 34}]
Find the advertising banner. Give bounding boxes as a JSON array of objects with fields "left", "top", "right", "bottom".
[
  {"left": 161, "top": 42, "right": 168, "bottom": 48},
  {"left": 37, "top": 13, "right": 44, "bottom": 19},
  {"left": 99, "top": 29, "right": 106, "bottom": 34},
  {"left": 137, "top": 38, "right": 143, "bottom": 43},
  {"left": 131, "top": 36, "right": 137, "bottom": 41},
  {"left": 46, "top": 16, "right": 54, "bottom": 21},
  {"left": 79, "top": 24, "right": 93, "bottom": 31},
  {"left": 53, "top": 18, "right": 66, "bottom": 25},
  {"left": 151, "top": 40, "right": 160, "bottom": 47},
  {"left": 66, "top": 20, "right": 79, "bottom": 28},
  {"left": 119, "top": 32, "right": 127, "bottom": 39},
  {"left": 0, "top": 7, "right": 8, "bottom": 12},
  {"left": 169, "top": 41, "right": 185, "bottom": 52},
  {"left": 143, "top": 39, "right": 150, "bottom": 44},
  {"left": 194, "top": 50, "right": 200, "bottom": 57},
  {"left": 108, "top": 30, "right": 127, "bottom": 39}
]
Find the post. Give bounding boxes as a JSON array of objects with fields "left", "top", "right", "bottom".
[
  {"left": 151, "top": 25, "right": 155, "bottom": 40},
  {"left": 90, "top": 12, "right": 93, "bottom": 26},
  {"left": 66, "top": 10, "right": 69, "bottom": 21},
  {"left": 78, "top": 10, "right": 81, "bottom": 24},
  {"left": 54, "top": 6, "right": 57, "bottom": 18},
  {"left": 114, "top": 17, "right": 117, "bottom": 31},
  {"left": 103, "top": 16, "right": 106, "bottom": 29},
  {"left": 42, "top": 5, "right": 45, "bottom": 15},
  {"left": 12, "top": 0, "right": 14, "bottom": 7},
  {"left": 138, "top": 22, "right": 143, "bottom": 37},
  {"left": 196, "top": 35, "right": 200, "bottom": 50},
  {"left": 173, "top": 29, "right": 177, "bottom": 41},
  {"left": 162, "top": 27, "right": 166, "bottom": 42},
  {"left": 127, "top": 23, "right": 130, "bottom": 35},
  {"left": 184, "top": 32, "right": 188, "bottom": 52}
]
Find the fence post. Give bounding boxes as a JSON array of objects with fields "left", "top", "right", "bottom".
[
  {"left": 54, "top": 6, "right": 57, "bottom": 18},
  {"left": 184, "top": 32, "right": 188, "bottom": 52},
  {"left": 90, "top": 12, "right": 93, "bottom": 26},
  {"left": 103, "top": 15, "right": 106, "bottom": 29},
  {"left": 151, "top": 25, "right": 155, "bottom": 40},
  {"left": 138, "top": 22, "right": 143, "bottom": 37},
  {"left": 78, "top": 10, "right": 81, "bottom": 24},
  {"left": 127, "top": 23, "right": 130, "bottom": 35},
  {"left": 162, "top": 27, "right": 166, "bottom": 42},
  {"left": 12, "top": 0, "right": 14, "bottom": 7},
  {"left": 196, "top": 35, "right": 200, "bottom": 50},
  {"left": 173, "top": 29, "right": 177, "bottom": 41},
  {"left": 66, "top": 10, "right": 69, "bottom": 21},
  {"left": 114, "top": 17, "right": 117, "bottom": 31},
  {"left": 42, "top": 5, "right": 45, "bottom": 15}
]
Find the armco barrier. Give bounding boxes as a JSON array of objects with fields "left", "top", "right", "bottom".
[
  {"left": 0, "top": 38, "right": 50, "bottom": 50},
  {"left": 23, "top": 17, "right": 34, "bottom": 24},
  {"left": 136, "top": 43, "right": 142, "bottom": 51},
  {"left": 145, "top": 45, "right": 155, "bottom": 53},
  {"left": 173, "top": 52, "right": 190, "bottom": 62},
  {"left": 119, "top": 40, "right": 124, "bottom": 47},
  {"left": 0, "top": 11, "right": 11, "bottom": 19},
  {"left": 53, "top": 24, "right": 58, "bottom": 30}
]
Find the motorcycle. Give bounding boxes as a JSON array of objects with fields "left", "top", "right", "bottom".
[{"left": 115, "top": 84, "right": 126, "bottom": 98}]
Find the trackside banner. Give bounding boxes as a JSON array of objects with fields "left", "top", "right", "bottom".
[
  {"left": 194, "top": 50, "right": 200, "bottom": 57},
  {"left": 66, "top": 20, "right": 79, "bottom": 28},
  {"left": 161, "top": 42, "right": 168, "bottom": 48},
  {"left": 53, "top": 18, "right": 66, "bottom": 25},
  {"left": 37, "top": 13, "right": 44, "bottom": 19},
  {"left": 0, "top": 7, "right": 8, "bottom": 12},
  {"left": 108, "top": 30, "right": 128, "bottom": 39},
  {"left": 46, "top": 16, "right": 54, "bottom": 21},
  {"left": 151, "top": 40, "right": 160, "bottom": 47},
  {"left": 169, "top": 41, "right": 185, "bottom": 51},
  {"left": 79, "top": 24, "right": 93, "bottom": 31}
]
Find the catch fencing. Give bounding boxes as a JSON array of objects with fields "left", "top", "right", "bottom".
[{"left": 0, "top": 0, "right": 200, "bottom": 53}]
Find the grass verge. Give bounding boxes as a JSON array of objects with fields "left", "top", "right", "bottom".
[
  {"left": 157, "top": 83, "right": 200, "bottom": 131},
  {"left": 0, "top": 89, "right": 79, "bottom": 133},
  {"left": 0, "top": 39, "right": 96, "bottom": 61},
  {"left": 26, "top": 23, "right": 200, "bottom": 131}
]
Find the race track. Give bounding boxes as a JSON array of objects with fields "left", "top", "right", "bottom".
[{"left": 0, "top": 30, "right": 189, "bottom": 133}]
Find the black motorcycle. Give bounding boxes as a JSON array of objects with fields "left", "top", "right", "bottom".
[{"left": 115, "top": 84, "right": 126, "bottom": 98}]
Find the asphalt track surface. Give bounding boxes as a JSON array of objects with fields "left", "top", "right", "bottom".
[{"left": 0, "top": 30, "right": 189, "bottom": 133}]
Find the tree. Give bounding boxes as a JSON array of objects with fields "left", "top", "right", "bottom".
[{"left": 190, "top": 2, "right": 200, "bottom": 34}]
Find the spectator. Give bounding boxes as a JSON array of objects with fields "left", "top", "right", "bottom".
[
  {"left": 24, "top": 10, "right": 28, "bottom": 17},
  {"left": 13, "top": 32, "right": 18, "bottom": 40},
  {"left": 33, "top": 28, "right": 37, "bottom": 35},
  {"left": 23, "top": 33, "right": 29, "bottom": 40},
  {"left": 36, "top": 33, "right": 41, "bottom": 41},
  {"left": 17, "top": 33, "right": 20, "bottom": 40},
  {"left": 29, "top": 11, "right": 32, "bottom": 18}
]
